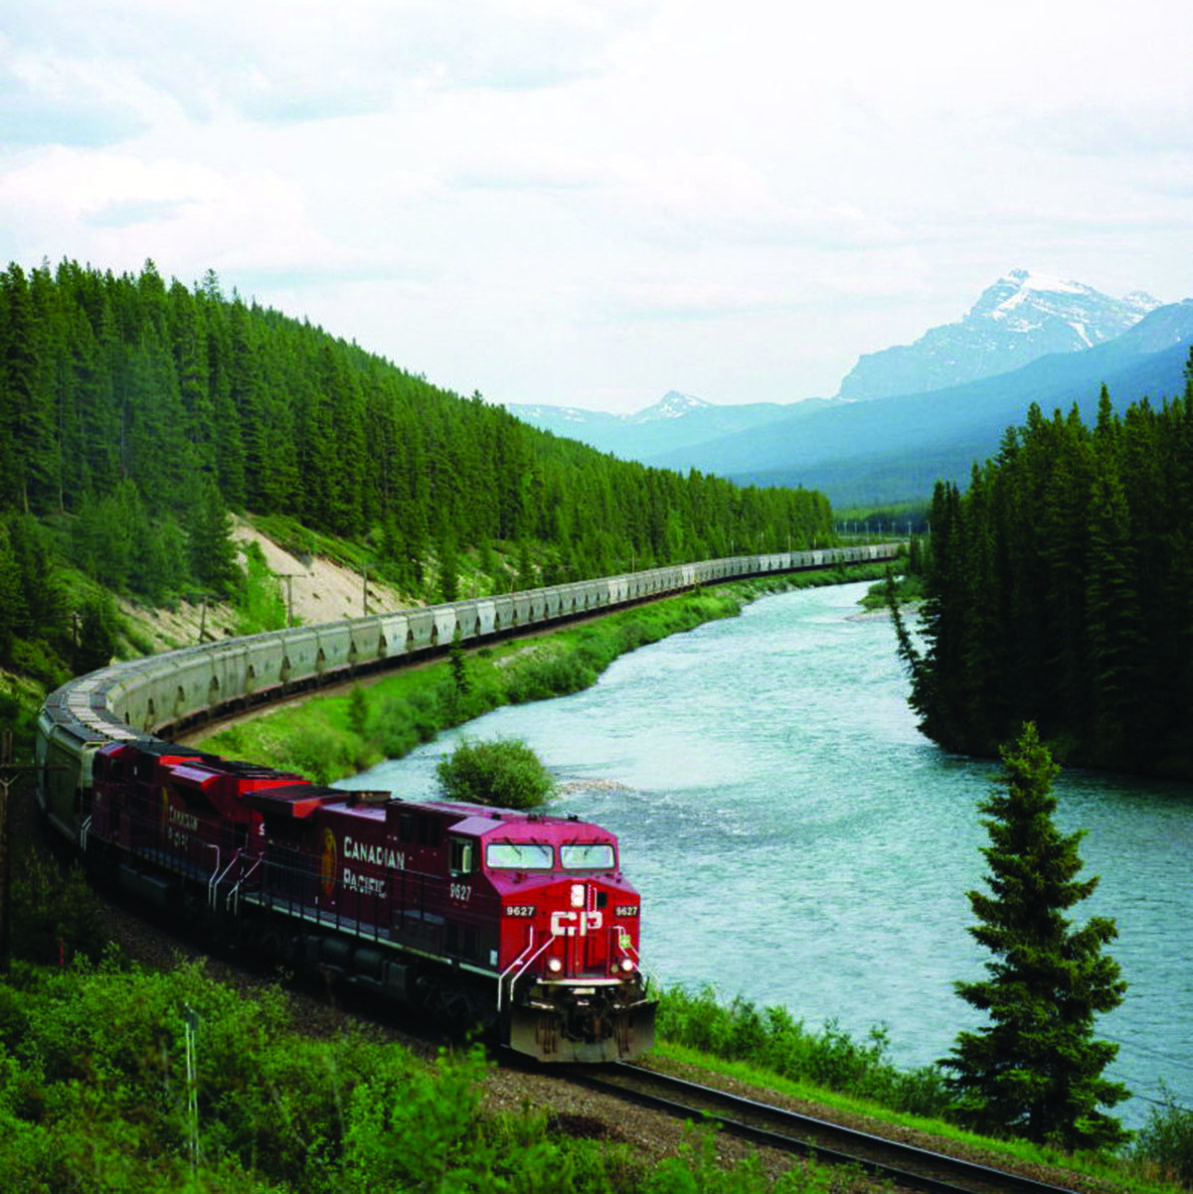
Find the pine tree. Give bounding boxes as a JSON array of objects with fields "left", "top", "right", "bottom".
[
  {"left": 189, "top": 475, "right": 240, "bottom": 597},
  {"left": 942, "top": 722, "right": 1130, "bottom": 1151},
  {"left": 74, "top": 593, "right": 119, "bottom": 674}
]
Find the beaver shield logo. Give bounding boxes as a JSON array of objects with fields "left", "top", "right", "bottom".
[{"left": 319, "top": 828, "right": 337, "bottom": 900}]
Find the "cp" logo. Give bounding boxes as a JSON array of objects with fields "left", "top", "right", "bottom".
[{"left": 550, "top": 910, "right": 603, "bottom": 937}]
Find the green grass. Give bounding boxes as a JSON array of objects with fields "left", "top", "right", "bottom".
[{"left": 650, "top": 1038, "right": 1173, "bottom": 1192}]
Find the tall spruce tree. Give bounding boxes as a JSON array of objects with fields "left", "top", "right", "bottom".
[{"left": 943, "top": 722, "right": 1129, "bottom": 1151}]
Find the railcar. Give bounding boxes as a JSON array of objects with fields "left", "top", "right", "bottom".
[
  {"left": 79, "top": 740, "right": 652, "bottom": 1061},
  {"left": 35, "top": 546, "right": 897, "bottom": 1058}
]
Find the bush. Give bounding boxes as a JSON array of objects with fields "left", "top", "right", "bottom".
[
  {"left": 435, "top": 737, "right": 555, "bottom": 809},
  {"left": 282, "top": 724, "right": 356, "bottom": 786},
  {"left": 0, "top": 961, "right": 662, "bottom": 1192},
  {"left": 1134, "top": 1086, "right": 1193, "bottom": 1187},
  {"left": 504, "top": 648, "right": 596, "bottom": 704},
  {"left": 657, "top": 987, "right": 951, "bottom": 1119},
  {"left": 9, "top": 854, "right": 108, "bottom": 966}
]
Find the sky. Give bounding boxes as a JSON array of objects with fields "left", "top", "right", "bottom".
[{"left": 3, "top": 0, "right": 1192, "bottom": 414}]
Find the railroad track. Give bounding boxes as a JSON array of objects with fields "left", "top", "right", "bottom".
[{"left": 559, "top": 1063, "right": 1084, "bottom": 1194}]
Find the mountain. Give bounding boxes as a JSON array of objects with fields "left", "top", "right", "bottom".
[
  {"left": 502, "top": 274, "right": 1188, "bottom": 508},
  {"left": 505, "top": 390, "right": 808, "bottom": 460},
  {"left": 650, "top": 300, "right": 1193, "bottom": 506},
  {"left": 836, "top": 270, "right": 1161, "bottom": 401}
]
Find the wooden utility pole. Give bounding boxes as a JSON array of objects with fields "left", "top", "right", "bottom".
[{"left": 276, "top": 574, "right": 298, "bottom": 625}]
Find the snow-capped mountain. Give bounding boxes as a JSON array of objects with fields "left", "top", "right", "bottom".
[
  {"left": 625, "top": 390, "right": 713, "bottom": 423},
  {"left": 505, "top": 391, "right": 791, "bottom": 460},
  {"left": 837, "top": 269, "right": 1162, "bottom": 401}
]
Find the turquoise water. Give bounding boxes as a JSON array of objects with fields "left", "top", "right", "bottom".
[{"left": 343, "top": 581, "right": 1193, "bottom": 1127}]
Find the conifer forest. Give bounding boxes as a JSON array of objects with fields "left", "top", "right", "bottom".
[
  {"left": 898, "top": 371, "right": 1193, "bottom": 778},
  {"left": 0, "top": 258, "right": 832, "bottom": 667}
]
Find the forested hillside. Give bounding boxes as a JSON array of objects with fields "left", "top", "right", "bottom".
[
  {"left": 894, "top": 368, "right": 1193, "bottom": 778},
  {"left": 0, "top": 258, "right": 832, "bottom": 679}
]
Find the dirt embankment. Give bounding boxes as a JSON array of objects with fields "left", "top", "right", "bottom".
[{"left": 119, "top": 519, "right": 408, "bottom": 654}]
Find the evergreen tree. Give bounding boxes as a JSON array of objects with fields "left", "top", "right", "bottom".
[
  {"left": 74, "top": 593, "right": 119, "bottom": 674},
  {"left": 189, "top": 475, "right": 240, "bottom": 597},
  {"left": 0, "top": 524, "right": 23, "bottom": 661},
  {"left": 942, "top": 722, "right": 1129, "bottom": 1151},
  {"left": 437, "top": 536, "right": 459, "bottom": 603}
]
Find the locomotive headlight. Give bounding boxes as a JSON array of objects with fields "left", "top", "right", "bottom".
[
  {"left": 546, "top": 957, "right": 564, "bottom": 974},
  {"left": 620, "top": 959, "right": 635, "bottom": 973},
  {"left": 570, "top": 883, "right": 585, "bottom": 908}
]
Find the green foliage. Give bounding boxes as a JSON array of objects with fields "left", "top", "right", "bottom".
[
  {"left": 0, "top": 683, "right": 41, "bottom": 761},
  {"left": 234, "top": 540, "right": 288, "bottom": 633},
  {"left": 8, "top": 853, "right": 109, "bottom": 966},
  {"left": 0, "top": 960, "right": 726, "bottom": 1192},
  {"left": 1133, "top": 1086, "right": 1193, "bottom": 1188},
  {"left": 435, "top": 737, "right": 555, "bottom": 809},
  {"left": 0, "top": 512, "right": 70, "bottom": 674},
  {"left": 942, "top": 723, "right": 1130, "bottom": 1152},
  {"left": 1, "top": 257, "right": 836, "bottom": 627},
  {"left": 643, "top": 1124, "right": 840, "bottom": 1193},
  {"left": 347, "top": 684, "right": 368, "bottom": 736},
  {"left": 73, "top": 591, "right": 119, "bottom": 674},
  {"left": 657, "top": 987, "right": 950, "bottom": 1118},
  {"left": 903, "top": 366, "right": 1193, "bottom": 776},
  {"left": 277, "top": 723, "right": 358, "bottom": 787},
  {"left": 190, "top": 475, "right": 240, "bottom": 598}
]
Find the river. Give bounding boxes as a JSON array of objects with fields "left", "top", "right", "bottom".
[{"left": 341, "top": 580, "right": 1193, "bottom": 1128}]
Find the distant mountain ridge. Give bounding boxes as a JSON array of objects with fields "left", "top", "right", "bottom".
[
  {"left": 503, "top": 271, "right": 1192, "bottom": 507},
  {"left": 656, "top": 299, "right": 1193, "bottom": 505},
  {"left": 836, "top": 269, "right": 1161, "bottom": 400},
  {"left": 506, "top": 390, "right": 802, "bottom": 460}
]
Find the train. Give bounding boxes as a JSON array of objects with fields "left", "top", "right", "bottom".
[{"left": 35, "top": 544, "right": 897, "bottom": 1062}]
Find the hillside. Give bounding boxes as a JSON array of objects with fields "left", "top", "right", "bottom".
[
  {"left": 118, "top": 517, "right": 408, "bottom": 655},
  {"left": 0, "top": 258, "right": 834, "bottom": 721}
]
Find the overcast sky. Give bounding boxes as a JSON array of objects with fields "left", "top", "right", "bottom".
[{"left": 3, "top": 0, "right": 1191, "bottom": 413}]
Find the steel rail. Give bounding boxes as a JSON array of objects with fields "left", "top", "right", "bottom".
[{"left": 557, "top": 1062, "right": 1085, "bottom": 1194}]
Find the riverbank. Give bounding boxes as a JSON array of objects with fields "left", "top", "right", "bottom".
[{"left": 191, "top": 564, "right": 892, "bottom": 783}]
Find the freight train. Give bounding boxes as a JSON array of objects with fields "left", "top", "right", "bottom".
[{"left": 35, "top": 544, "right": 896, "bottom": 1061}]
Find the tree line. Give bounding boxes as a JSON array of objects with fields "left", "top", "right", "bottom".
[
  {"left": 892, "top": 361, "right": 1193, "bottom": 779},
  {"left": 0, "top": 258, "right": 833, "bottom": 670}
]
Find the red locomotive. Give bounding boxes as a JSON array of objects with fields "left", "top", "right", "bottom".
[{"left": 85, "top": 739, "right": 655, "bottom": 1062}]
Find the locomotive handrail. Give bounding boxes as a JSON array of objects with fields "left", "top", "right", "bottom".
[
  {"left": 210, "top": 848, "right": 245, "bottom": 912},
  {"left": 498, "top": 928, "right": 554, "bottom": 1012},
  {"left": 202, "top": 841, "right": 221, "bottom": 892},
  {"left": 226, "top": 855, "right": 263, "bottom": 917},
  {"left": 610, "top": 922, "right": 641, "bottom": 969}
]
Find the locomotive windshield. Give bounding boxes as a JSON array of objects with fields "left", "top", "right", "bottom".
[
  {"left": 560, "top": 843, "right": 615, "bottom": 870},
  {"left": 485, "top": 842, "right": 554, "bottom": 870}
]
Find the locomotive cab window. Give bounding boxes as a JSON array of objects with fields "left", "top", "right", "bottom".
[
  {"left": 485, "top": 842, "right": 554, "bottom": 870},
  {"left": 449, "top": 837, "right": 476, "bottom": 876},
  {"left": 560, "top": 843, "right": 616, "bottom": 871}
]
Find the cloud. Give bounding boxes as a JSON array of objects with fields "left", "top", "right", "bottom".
[
  {"left": 84, "top": 198, "right": 189, "bottom": 228},
  {"left": 1, "top": 0, "right": 1191, "bottom": 412}
]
